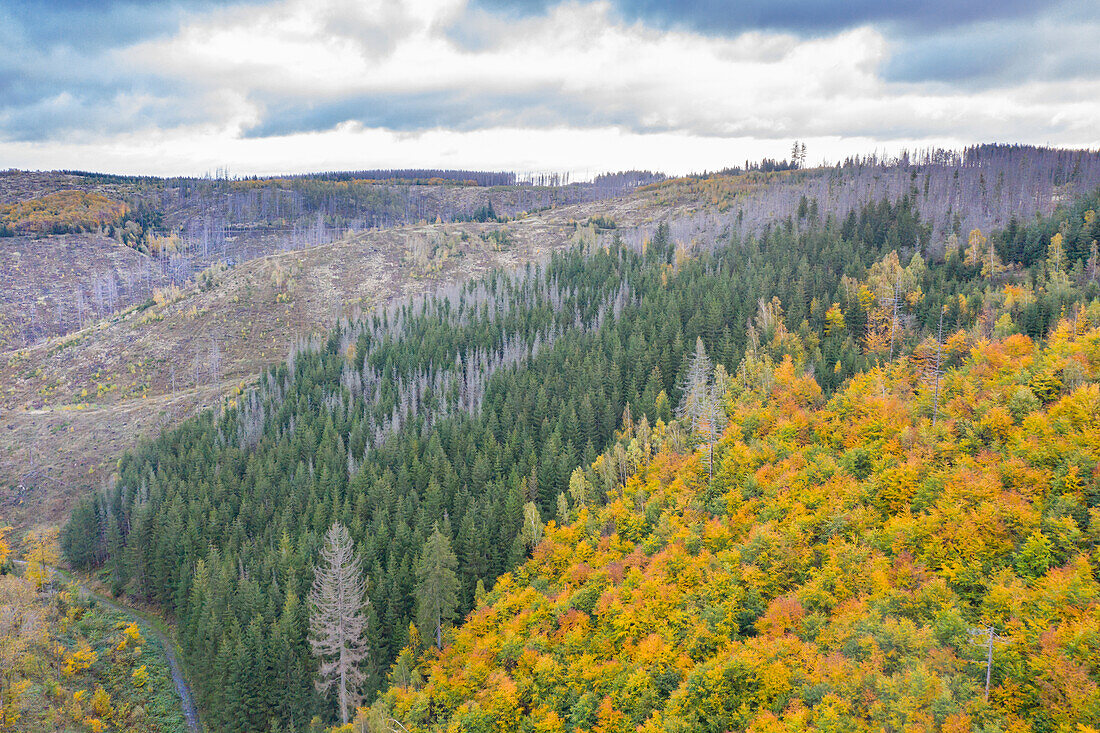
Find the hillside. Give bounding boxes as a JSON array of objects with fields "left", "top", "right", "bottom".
[
  {"left": 5, "top": 147, "right": 1100, "bottom": 527},
  {"left": 376, "top": 319, "right": 1100, "bottom": 732},
  {"left": 58, "top": 174, "right": 1100, "bottom": 731},
  {"left": 0, "top": 167, "right": 657, "bottom": 354},
  {"left": 0, "top": 209, "right": 615, "bottom": 524},
  {"left": 9, "top": 0, "right": 1100, "bottom": 729},
  {"left": 1, "top": 163, "right": 684, "bottom": 525}
]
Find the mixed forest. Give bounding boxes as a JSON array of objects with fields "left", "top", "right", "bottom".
[
  {"left": 56, "top": 172, "right": 1100, "bottom": 732},
  {"left": 383, "top": 303, "right": 1100, "bottom": 733}
]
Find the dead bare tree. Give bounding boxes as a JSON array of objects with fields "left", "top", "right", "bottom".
[
  {"left": 309, "top": 522, "right": 371, "bottom": 726},
  {"left": 209, "top": 337, "right": 222, "bottom": 383},
  {"left": 676, "top": 339, "right": 728, "bottom": 485},
  {"left": 677, "top": 337, "right": 712, "bottom": 435},
  {"left": 702, "top": 369, "right": 729, "bottom": 485}
]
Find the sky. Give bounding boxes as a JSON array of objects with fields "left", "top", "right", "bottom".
[{"left": 1, "top": 0, "right": 1098, "bottom": 177}]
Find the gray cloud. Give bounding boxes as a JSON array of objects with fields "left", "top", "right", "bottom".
[
  {"left": 242, "top": 86, "right": 668, "bottom": 138},
  {"left": 469, "top": 0, "right": 1060, "bottom": 37},
  {"left": 0, "top": 44, "right": 203, "bottom": 142},
  {"left": 0, "top": 84, "right": 209, "bottom": 143},
  {"left": 1, "top": 1, "right": 244, "bottom": 52},
  {"left": 458, "top": 0, "right": 1098, "bottom": 88},
  {"left": 315, "top": 0, "right": 420, "bottom": 60},
  {"left": 240, "top": 83, "right": 1092, "bottom": 149},
  {"left": 0, "top": 0, "right": 255, "bottom": 141},
  {"left": 1, "top": 0, "right": 1097, "bottom": 150},
  {"left": 882, "top": 13, "right": 1100, "bottom": 87}
]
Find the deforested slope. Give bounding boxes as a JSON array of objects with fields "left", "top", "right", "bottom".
[{"left": 8, "top": 147, "right": 1100, "bottom": 528}]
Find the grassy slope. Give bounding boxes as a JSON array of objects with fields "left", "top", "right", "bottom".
[{"left": 0, "top": 233, "right": 161, "bottom": 351}]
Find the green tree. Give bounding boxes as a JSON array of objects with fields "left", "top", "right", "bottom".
[
  {"left": 415, "top": 525, "right": 459, "bottom": 651},
  {"left": 1015, "top": 531, "right": 1054, "bottom": 579}
]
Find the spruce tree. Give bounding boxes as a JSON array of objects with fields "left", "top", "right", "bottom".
[
  {"left": 308, "top": 522, "right": 371, "bottom": 725},
  {"left": 415, "top": 525, "right": 459, "bottom": 651},
  {"left": 678, "top": 337, "right": 713, "bottom": 434}
]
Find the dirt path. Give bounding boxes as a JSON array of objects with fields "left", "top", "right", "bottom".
[{"left": 13, "top": 560, "right": 202, "bottom": 732}]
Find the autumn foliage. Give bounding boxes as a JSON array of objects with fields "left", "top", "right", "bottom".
[
  {"left": 0, "top": 190, "right": 128, "bottom": 236},
  {"left": 379, "top": 320, "right": 1100, "bottom": 732},
  {"left": 0, "top": 559, "right": 184, "bottom": 731}
]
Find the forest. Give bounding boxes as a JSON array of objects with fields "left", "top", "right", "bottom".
[
  {"left": 0, "top": 191, "right": 128, "bottom": 237},
  {"left": 381, "top": 304, "right": 1100, "bottom": 733},
  {"left": 60, "top": 183, "right": 1100, "bottom": 731}
]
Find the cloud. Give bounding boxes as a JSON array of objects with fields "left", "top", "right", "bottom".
[
  {"left": 0, "top": 0, "right": 247, "bottom": 52},
  {"left": 467, "top": 0, "right": 1060, "bottom": 37},
  {"left": 0, "top": 0, "right": 1096, "bottom": 173},
  {"left": 0, "top": 1, "right": 254, "bottom": 141},
  {"left": 121, "top": 0, "right": 1098, "bottom": 144},
  {"left": 126, "top": 0, "right": 882, "bottom": 137},
  {"left": 457, "top": 0, "right": 1098, "bottom": 88},
  {"left": 882, "top": 6, "right": 1100, "bottom": 87},
  {"left": 242, "top": 88, "right": 597, "bottom": 137}
]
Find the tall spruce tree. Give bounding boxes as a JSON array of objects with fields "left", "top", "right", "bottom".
[
  {"left": 415, "top": 525, "right": 459, "bottom": 651},
  {"left": 678, "top": 337, "right": 713, "bottom": 434},
  {"left": 308, "top": 522, "right": 370, "bottom": 725}
]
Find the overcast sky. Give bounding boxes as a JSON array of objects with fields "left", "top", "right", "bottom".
[{"left": 2, "top": 0, "right": 1098, "bottom": 177}]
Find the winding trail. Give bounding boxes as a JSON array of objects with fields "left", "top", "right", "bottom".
[{"left": 13, "top": 560, "right": 202, "bottom": 732}]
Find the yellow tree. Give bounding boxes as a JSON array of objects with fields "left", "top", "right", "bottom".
[
  {"left": 24, "top": 528, "right": 60, "bottom": 591},
  {"left": 0, "top": 576, "right": 43, "bottom": 729},
  {"left": 0, "top": 527, "right": 11, "bottom": 567},
  {"left": 1047, "top": 230, "right": 1068, "bottom": 283},
  {"left": 824, "top": 303, "right": 846, "bottom": 336},
  {"left": 965, "top": 228, "right": 987, "bottom": 267},
  {"left": 862, "top": 318, "right": 893, "bottom": 363},
  {"left": 63, "top": 641, "right": 98, "bottom": 677}
]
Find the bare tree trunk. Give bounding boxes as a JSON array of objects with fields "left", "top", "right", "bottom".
[{"left": 889, "top": 276, "right": 901, "bottom": 360}]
